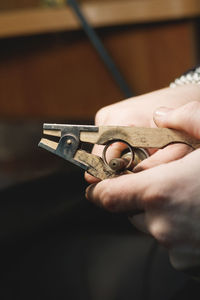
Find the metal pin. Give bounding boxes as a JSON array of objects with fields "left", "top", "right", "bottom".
[
  {"left": 109, "top": 158, "right": 129, "bottom": 171},
  {"left": 122, "top": 148, "right": 148, "bottom": 169}
]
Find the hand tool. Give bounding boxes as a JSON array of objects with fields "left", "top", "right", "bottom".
[{"left": 38, "top": 123, "right": 200, "bottom": 180}]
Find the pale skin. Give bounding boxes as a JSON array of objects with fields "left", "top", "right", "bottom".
[{"left": 85, "top": 84, "right": 200, "bottom": 274}]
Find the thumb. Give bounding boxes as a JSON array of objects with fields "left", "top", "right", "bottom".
[{"left": 153, "top": 101, "right": 200, "bottom": 139}]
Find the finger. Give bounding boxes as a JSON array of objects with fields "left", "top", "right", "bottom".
[
  {"left": 84, "top": 142, "right": 129, "bottom": 183},
  {"left": 105, "top": 141, "right": 129, "bottom": 163},
  {"left": 91, "top": 144, "right": 104, "bottom": 156},
  {"left": 85, "top": 149, "right": 199, "bottom": 213},
  {"left": 85, "top": 139, "right": 135, "bottom": 183},
  {"left": 154, "top": 101, "right": 200, "bottom": 139},
  {"left": 130, "top": 212, "right": 172, "bottom": 247},
  {"left": 84, "top": 144, "right": 104, "bottom": 183},
  {"left": 128, "top": 213, "right": 150, "bottom": 234},
  {"left": 84, "top": 172, "right": 101, "bottom": 184},
  {"left": 85, "top": 166, "right": 165, "bottom": 213},
  {"left": 134, "top": 143, "right": 192, "bottom": 172},
  {"left": 169, "top": 246, "right": 200, "bottom": 273}
]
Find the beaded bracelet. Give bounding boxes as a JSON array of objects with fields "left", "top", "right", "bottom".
[{"left": 170, "top": 66, "right": 200, "bottom": 88}]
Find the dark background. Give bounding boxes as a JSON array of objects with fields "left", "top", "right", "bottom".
[{"left": 1, "top": 168, "right": 200, "bottom": 300}]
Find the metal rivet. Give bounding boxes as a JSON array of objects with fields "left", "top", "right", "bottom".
[{"left": 66, "top": 139, "right": 72, "bottom": 145}]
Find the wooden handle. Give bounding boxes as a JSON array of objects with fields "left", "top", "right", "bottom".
[{"left": 80, "top": 126, "right": 200, "bottom": 149}]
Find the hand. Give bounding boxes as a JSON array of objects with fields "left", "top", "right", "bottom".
[
  {"left": 85, "top": 84, "right": 200, "bottom": 183},
  {"left": 86, "top": 101, "right": 200, "bottom": 274}
]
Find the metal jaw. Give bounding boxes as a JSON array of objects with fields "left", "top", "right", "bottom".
[{"left": 38, "top": 124, "right": 117, "bottom": 180}]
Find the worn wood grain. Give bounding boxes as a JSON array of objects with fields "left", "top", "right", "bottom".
[{"left": 80, "top": 126, "right": 200, "bottom": 149}]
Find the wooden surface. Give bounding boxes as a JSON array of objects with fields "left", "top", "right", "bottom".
[
  {"left": 0, "top": 21, "right": 197, "bottom": 120},
  {"left": 0, "top": 0, "right": 200, "bottom": 38},
  {"left": 0, "top": 0, "right": 40, "bottom": 11}
]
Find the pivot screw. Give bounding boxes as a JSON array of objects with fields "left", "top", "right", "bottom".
[{"left": 66, "top": 139, "right": 72, "bottom": 145}]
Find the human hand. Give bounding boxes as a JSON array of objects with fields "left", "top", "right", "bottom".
[
  {"left": 86, "top": 101, "right": 200, "bottom": 274},
  {"left": 85, "top": 84, "right": 200, "bottom": 183}
]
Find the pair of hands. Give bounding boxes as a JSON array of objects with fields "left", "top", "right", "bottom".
[{"left": 85, "top": 84, "right": 200, "bottom": 274}]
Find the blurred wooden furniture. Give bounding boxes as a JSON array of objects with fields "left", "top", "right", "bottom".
[
  {"left": 0, "top": 0, "right": 199, "bottom": 120},
  {"left": 0, "top": 0, "right": 200, "bottom": 38}
]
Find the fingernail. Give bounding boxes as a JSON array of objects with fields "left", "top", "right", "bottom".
[
  {"left": 85, "top": 184, "right": 96, "bottom": 201},
  {"left": 133, "top": 163, "right": 144, "bottom": 173},
  {"left": 154, "top": 106, "right": 172, "bottom": 119},
  {"left": 85, "top": 186, "right": 90, "bottom": 200}
]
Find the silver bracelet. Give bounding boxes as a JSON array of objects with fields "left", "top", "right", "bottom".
[{"left": 170, "top": 66, "right": 200, "bottom": 88}]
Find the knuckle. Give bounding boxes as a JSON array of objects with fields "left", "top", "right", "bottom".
[
  {"left": 95, "top": 106, "right": 110, "bottom": 125},
  {"left": 101, "top": 188, "right": 118, "bottom": 212},
  {"left": 144, "top": 184, "right": 166, "bottom": 208},
  {"left": 148, "top": 217, "right": 172, "bottom": 247}
]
